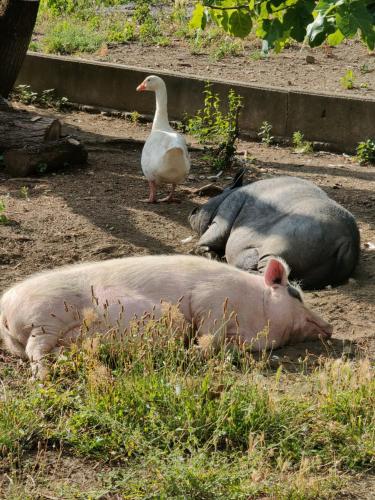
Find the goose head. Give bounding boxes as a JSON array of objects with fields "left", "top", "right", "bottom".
[{"left": 136, "top": 75, "right": 165, "bottom": 92}]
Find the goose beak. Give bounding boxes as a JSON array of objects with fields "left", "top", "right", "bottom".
[{"left": 136, "top": 82, "right": 146, "bottom": 92}]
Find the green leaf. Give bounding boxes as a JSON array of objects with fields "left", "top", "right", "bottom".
[
  {"left": 306, "top": 12, "right": 336, "bottom": 47},
  {"left": 336, "top": 1, "right": 373, "bottom": 38},
  {"left": 283, "top": 0, "right": 315, "bottom": 42},
  {"left": 190, "top": 3, "right": 207, "bottom": 30},
  {"left": 258, "top": 18, "right": 286, "bottom": 49},
  {"left": 327, "top": 28, "right": 344, "bottom": 46},
  {"left": 229, "top": 10, "right": 253, "bottom": 38}
]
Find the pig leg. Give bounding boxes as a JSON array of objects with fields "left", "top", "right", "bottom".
[
  {"left": 25, "top": 326, "right": 74, "bottom": 380},
  {"left": 229, "top": 248, "right": 260, "bottom": 272},
  {"left": 2, "top": 334, "right": 27, "bottom": 360},
  {"left": 194, "top": 194, "right": 245, "bottom": 256}
]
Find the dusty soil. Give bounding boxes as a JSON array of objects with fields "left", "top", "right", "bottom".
[
  {"left": 82, "top": 37, "right": 375, "bottom": 98},
  {"left": 1, "top": 103, "right": 375, "bottom": 362}
]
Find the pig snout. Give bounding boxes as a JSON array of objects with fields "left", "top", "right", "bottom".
[{"left": 304, "top": 309, "right": 333, "bottom": 340}]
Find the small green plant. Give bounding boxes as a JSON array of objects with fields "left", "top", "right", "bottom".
[
  {"left": 139, "top": 16, "right": 166, "bottom": 45},
  {"left": 12, "top": 85, "right": 69, "bottom": 111},
  {"left": 360, "top": 63, "right": 373, "bottom": 74},
  {"left": 20, "top": 186, "right": 29, "bottom": 200},
  {"left": 107, "top": 21, "right": 136, "bottom": 44},
  {"left": 340, "top": 69, "right": 356, "bottom": 90},
  {"left": 211, "top": 39, "right": 242, "bottom": 61},
  {"left": 249, "top": 50, "right": 262, "bottom": 61},
  {"left": 186, "top": 82, "right": 242, "bottom": 170},
  {"left": 0, "top": 199, "right": 9, "bottom": 224},
  {"left": 258, "top": 121, "right": 274, "bottom": 146},
  {"left": 28, "top": 40, "right": 40, "bottom": 52},
  {"left": 292, "top": 131, "right": 313, "bottom": 154},
  {"left": 11, "top": 84, "right": 38, "bottom": 105},
  {"left": 357, "top": 139, "right": 375, "bottom": 165},
  {"left": 129, "top": 111, "right": 140, "bottom": 124},
  {"left": 133, "top": 1, "right": 151, "bottom": 24}
]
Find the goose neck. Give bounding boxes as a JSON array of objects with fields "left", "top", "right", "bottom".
[{"left": 152, "top": 85, "right": 170, "bottom": 131}]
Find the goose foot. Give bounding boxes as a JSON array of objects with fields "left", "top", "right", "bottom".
[
  {"left": 159, "top": 196, "right": 181, "bottom": 203},
  {"left": 141, "top": 180, "right": 157, "bottom": 203},
  {"left": 158, "top": 184, "right": 181, "bottom": 203}
]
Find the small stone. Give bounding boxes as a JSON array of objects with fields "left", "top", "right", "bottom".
[
  {"left": 181, "top": 236, "right": 193, "bottom": 244},
  {"left": 348, "top": 278, "right": 357, "bottom": 285}
]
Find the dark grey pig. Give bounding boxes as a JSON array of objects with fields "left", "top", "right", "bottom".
[{"left": 189, "top": 175, "right": 360, "bottom": 289}]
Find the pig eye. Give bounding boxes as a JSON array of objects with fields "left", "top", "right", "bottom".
[{"left": 287, "top": 284, "right": 303, "bottom": 302}]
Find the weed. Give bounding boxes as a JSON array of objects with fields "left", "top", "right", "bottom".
[
  {"left": 360, "top": 63, "right": 373, "bottom": 74},
  {"left": 139, "top": 16, "right": 165, "bottom": 45},
  {"left": 258, "top": 121, "right": 274, "bottom": 146},
  {"left": 340, "top": 69, "right": 356, "bottom": 90},
  {"left": 357, "top": 138, "right": 375, "bottom": 165},
  {"left": 249, "top": 50, "right": 263, "bottom": 61},
  {"left": 44, "top": 20, "right": 105, "bottom": 54},
  {"left": 211, "top": 39, "right": 243, "bottom": 61},
  {"left": 28, "top": 40, "right": 40, "bottom": 52},
  {"left": 171, "top": 3, "right": 191, "bottom": 38},
  {"left": 292, "top": 131, "right": 313, "bottom": 154},
  {"left": 20, "top": 186, "right": 29, "bottom": 200},
  {"left": 133, "top": 1, "right": 152, "bottom": 24},
  {"left": 12, "top": 85, "right": 69, "bottom": 111},
  {"left": 107, "top": 20, "right": 137, "bottom": 44},
  {"left": 129, "top": 111, "right": 140, "bottom": 124},
  {"left": 12, "top": 84, "right": 38, "bottom": 105},
  {"left": 186, "top": 82, "right": 242, "bottom": 170},
  {"left": 0, "top": 199, "right": 9, "bottom": 224}
]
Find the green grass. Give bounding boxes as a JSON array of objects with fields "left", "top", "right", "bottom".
[
  {"left": 0, "top": 306, "right": 373, "bottom": 497},
  {"left": 43, "top": 20, "right": 105, "bottom": 54}
]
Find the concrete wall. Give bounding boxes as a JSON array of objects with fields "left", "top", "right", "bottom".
[{"left": 17, "top": 53, "right": 375, "bottom": 152}]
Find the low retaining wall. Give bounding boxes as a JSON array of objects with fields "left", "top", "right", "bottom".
[{"left": 18, "top": 52, "right": 375, "bottom": 153}]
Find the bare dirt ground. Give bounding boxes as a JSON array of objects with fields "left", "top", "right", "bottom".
[
  {"left": 83, "top": 37, "right": 375, "bottom": 98},
  {"left": 1, "top": 103, "right": 375, "bottom": 362}
]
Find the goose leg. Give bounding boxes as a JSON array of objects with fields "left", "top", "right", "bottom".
[
  {"left": 159, "top": 184, "right": 181, "bottom": 203},
  {"left": 141, "top": 180, "right": 157, "bottom": 203}
]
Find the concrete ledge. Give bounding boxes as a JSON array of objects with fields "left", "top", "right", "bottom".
[{"left": 17, "top": 52, "right": 375, "bottom": 153}]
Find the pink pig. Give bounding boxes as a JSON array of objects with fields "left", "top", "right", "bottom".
[{"left": 0, "top": 255, "right": 332, "bottom": 378}]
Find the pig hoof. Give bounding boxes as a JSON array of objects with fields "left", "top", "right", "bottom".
[
  {"left": 193, "top": 246, "right": 211, "bottom": 255},
  {"left": 30, "top": 362, "right": 50, "bottom": 382},
  {"left": 205, "top": 251, "right": 220, "bottom": 260}
]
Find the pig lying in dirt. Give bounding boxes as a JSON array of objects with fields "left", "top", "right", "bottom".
[
  {"left": 189, "top": 175, "right": 360, "bottom": 289},
  {"left": 0, "top": 255, "right": 332, "bottom": 379}
]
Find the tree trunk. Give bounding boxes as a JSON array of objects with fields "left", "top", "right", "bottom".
[
  {"left": 0, "top": 0, "right": 40, "bottom": 97},
  {"left": 0, "top": 108, "right": 61, "bottom": 150},
  {"left": 4, "top": 137, "right": 88, "bottom": 177}
]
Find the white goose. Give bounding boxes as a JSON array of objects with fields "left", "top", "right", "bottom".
[{"left": 136, "top": 75, "right": 190, "bottom": 203}]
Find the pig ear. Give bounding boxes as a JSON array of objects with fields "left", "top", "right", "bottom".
[{"left": 264, "top": 258, "right": 289, "bottom": 288}]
